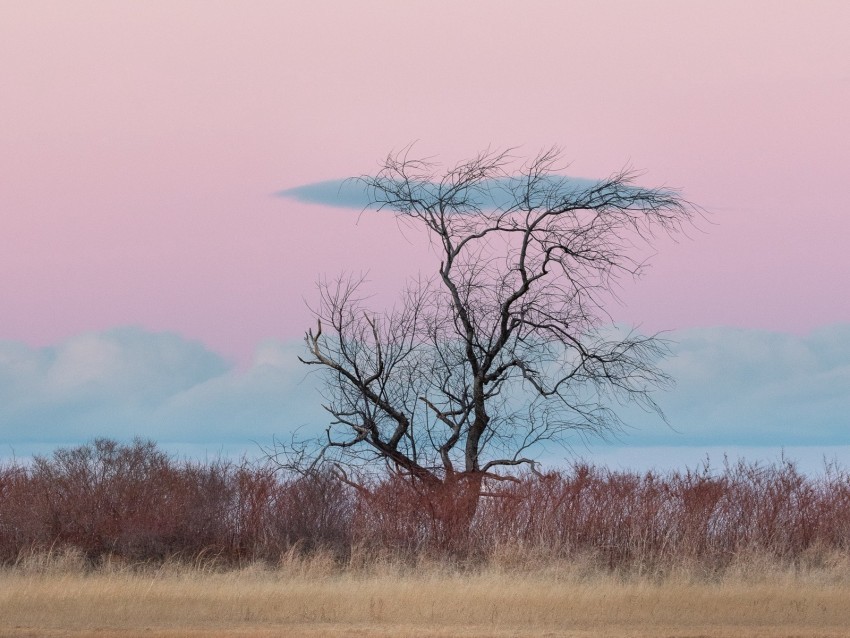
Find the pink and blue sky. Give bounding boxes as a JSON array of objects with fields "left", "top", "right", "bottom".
[{"left": 1, "top": 1, "right": 848, "bottom": 469}]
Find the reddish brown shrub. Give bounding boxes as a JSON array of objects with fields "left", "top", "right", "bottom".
[{"left": 2, "top": 440, "right": 849, "bottom": 568}]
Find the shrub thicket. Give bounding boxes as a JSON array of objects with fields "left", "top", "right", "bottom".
[{"left": 1, "top": 439, "right": 848, "bottom": 569}]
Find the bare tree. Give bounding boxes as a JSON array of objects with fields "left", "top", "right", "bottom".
[{"left": 290, "top": 147, "right": 697, "bottom": 513}]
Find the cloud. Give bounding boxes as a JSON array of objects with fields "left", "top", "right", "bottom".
[
  {"left": 277, "top": 179, "right": 375, "bottom": 209},
  {"left": 620, "top": 325, "right": 850, "bottom": 446},
  {"left": 1, "top": 325, "right": 848, "bottom": 459},
  {"left": 277, "top": 175, "right": 603, "bottom": 211},
  {"left": 0, "top": 329, "right": 324, "bottom": 451}
]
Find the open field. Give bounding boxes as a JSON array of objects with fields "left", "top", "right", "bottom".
[
  {"left": 2, "top": 557, "right": 850, "bottom": 638},
  {"left": 4, "top": 441, "right": 850, "bottom": 636}
]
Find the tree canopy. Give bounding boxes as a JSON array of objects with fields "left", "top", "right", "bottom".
[{"left": 291, "top": 147, "right": 698, "bottom": 486}]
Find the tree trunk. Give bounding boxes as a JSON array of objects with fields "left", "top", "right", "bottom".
[{"left": 427, "top": 472, "right": 483, "bottom": 555}]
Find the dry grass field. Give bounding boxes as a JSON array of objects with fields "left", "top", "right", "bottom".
[
  {"left": 4, "top": 442, "right": 850, "bottom": 636},
  {"left": 2, "top": 552, "right": 850, "bottom": 638}
]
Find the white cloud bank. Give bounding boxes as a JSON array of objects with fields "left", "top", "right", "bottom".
[
  {"left": 0, "top": 328, "right": 325, "bottom": 454},
  {"left": 1, "top": 325, "right": 848, "bottom": 462},
  {"left": 622, "top": 325, "right": 850, "bottom": 446}
]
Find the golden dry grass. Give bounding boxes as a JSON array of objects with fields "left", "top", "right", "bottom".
[{"left": 2, "top": 550, "right": 850, "bottom": 637}]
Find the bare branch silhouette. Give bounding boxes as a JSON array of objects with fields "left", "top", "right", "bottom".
[{"left": 280, "top": 147, "right": 699, "bottom": 518}]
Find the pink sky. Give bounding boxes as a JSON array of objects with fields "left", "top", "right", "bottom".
[{"left": 2, "top": 0, "right": 848, "bottom": 365}]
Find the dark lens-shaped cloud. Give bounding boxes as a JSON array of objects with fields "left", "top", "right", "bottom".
[
  {"left": 277, "top": 175, "right": 604, "bottom": 210},
  {"left": 277, "top": 179, "right": 375, "bottom": 209}
]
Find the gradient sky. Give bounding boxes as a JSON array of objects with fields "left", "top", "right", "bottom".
[{"left": 1, "top": 1, "right": 849, "bottom": 468}]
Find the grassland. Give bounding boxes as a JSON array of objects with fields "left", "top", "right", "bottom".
[
  {"left": 2, "top": 552, "right": 850, "bottom": 638},
  {"left": 4, "top": 440, "right": 850, "bottom": 636}
]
